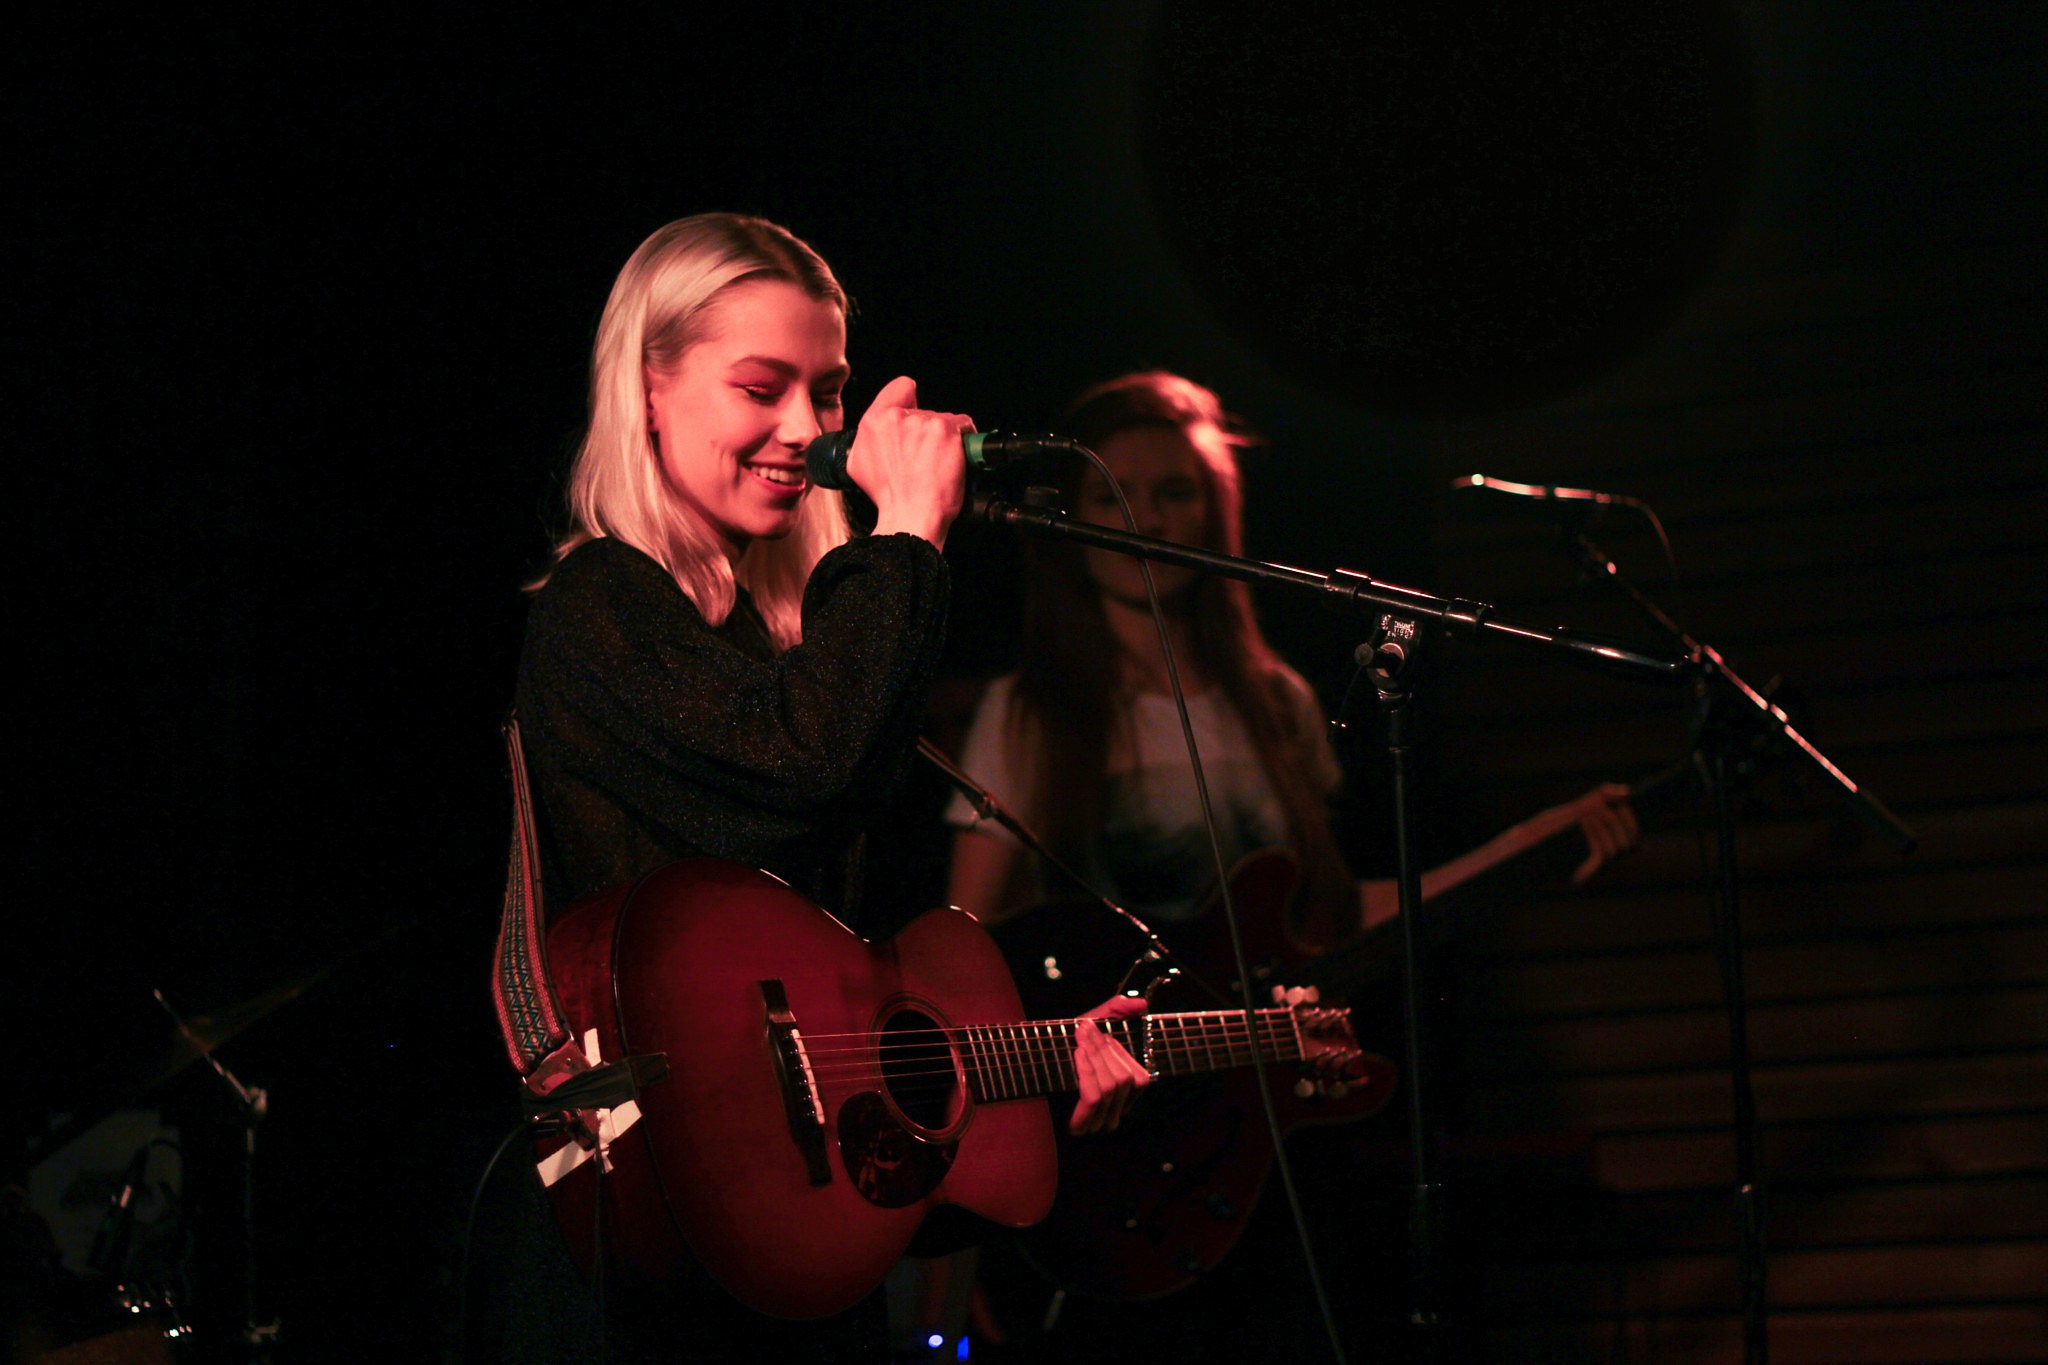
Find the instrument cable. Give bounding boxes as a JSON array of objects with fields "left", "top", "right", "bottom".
[
  {"left": 1069, "top": 447, "right": 1353, "bottom": 1365},
  {"left": 457, "top": 1121, "right": 531, "bottom": 1364}
]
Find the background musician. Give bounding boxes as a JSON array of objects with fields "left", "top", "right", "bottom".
[{"left": 940, "top": 371, "right": 1640, "bottom": 1360}]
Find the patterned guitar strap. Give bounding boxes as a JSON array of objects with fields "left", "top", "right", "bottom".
[{"left": 491, "top": 715, "right": 664, "bottom": 1135}]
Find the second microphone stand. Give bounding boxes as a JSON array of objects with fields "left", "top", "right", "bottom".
[
  {"left": 1562, "top": 528, "right": 1914, "bottom": 1364},
  {"left": 980, "top": 493, "right": 1690, "bottom": 1360}
]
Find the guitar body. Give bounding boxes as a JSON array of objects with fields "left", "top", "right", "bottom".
[
  {"left": 994, "top": 849, "right": 1396, "bottom": 1300},
  {"left": 538, "top": 859, "right": 1056, "bottom": 1320}
]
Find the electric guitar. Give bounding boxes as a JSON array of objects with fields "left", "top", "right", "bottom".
[
  {"left": 532, "top": 858, "right": 1378, "bottom": 1321},
  {"left": 991, "top": 768, "right": 1687, "bottom": 1300},
  {"left": 994, "top": 848, "right": 1400, "bottom": 1301}
]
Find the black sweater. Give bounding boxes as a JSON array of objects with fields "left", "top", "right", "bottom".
[{"left": 514, "top": 532, "right": 950, "bottom": 922}]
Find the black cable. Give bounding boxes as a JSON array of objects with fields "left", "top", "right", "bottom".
[
  {"left": 458, "top": 1121, "right": 531, "bottom": 1365},
  {"left": 593, "top": 1138, "right": 606, "bottom": 1365},
  {"left": 1613, "top": 494, "right": 1679, "bottom": 589},
  {"left": 1076, "top": 445, "right": 1353, "bottom": 1365}
]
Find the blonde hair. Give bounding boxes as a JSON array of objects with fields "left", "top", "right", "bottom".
[{"left": 544, "top": 214, "right": 853, "bottom": 650}]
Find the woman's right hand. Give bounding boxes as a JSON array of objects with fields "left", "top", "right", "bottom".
[
  {"left": 847, "top": 375, "right": 971, "bottom": 550},
  {"left": 1565, "top": 782, "right": 1641, "bottom": 887}
]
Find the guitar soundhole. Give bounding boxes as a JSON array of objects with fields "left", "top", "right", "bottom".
[{"left": 878, "top": 1008, "right": 960, "bottom": 1133}]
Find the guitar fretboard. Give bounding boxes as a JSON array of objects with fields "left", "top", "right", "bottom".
[{"left": 960, "top": 1008, "right": 1307, "bottom": 1104}]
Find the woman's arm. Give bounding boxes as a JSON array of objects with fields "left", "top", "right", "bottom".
[{"left": 1357, "top": 782, "right": 1641, "bottom": 932}]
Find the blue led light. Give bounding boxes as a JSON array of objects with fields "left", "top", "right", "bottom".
[
  {"left": 956, "top": 1336, "right": 970, "bottom": 1361},
  {"left": 926, "top": 1333, "right": 943, "bottom": 1349}
]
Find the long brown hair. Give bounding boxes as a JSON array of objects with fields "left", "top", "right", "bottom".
[{"left": 1005, "top": 372, "right": 1350, "bottom": 937}]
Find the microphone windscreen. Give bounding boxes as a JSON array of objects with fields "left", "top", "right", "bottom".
[{"left": 803, "top": 431, "right": 857, "bottom": 490}]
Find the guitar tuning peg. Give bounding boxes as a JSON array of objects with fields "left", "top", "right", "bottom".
[
  {"left": 1271, "top": 984, "right": 1286, "bottom": 1004},
  {"left": 1294, "top": 1078, "right": 1316, "bottom": 1099},
  {"left": 1304, "top": 986, "right": 1320, "bottom": 1004},
  {"left": 1285, "top": 986, "right": 1307, "bottom": 1006}
]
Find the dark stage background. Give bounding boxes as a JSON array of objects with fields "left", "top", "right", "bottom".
[{"left": 11, "top": 3, "right": 2042, "bottom": 1361}]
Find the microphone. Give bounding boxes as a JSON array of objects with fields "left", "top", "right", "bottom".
[
  {"left": 1457, "top": 472, "right": 1678, "bottom": 582},
  {"left": 804, "top": 430, "right": 1080, "bottom": 493},
  {"left": 1453, "top": 473, "right": 1624, "bottom": 504}
]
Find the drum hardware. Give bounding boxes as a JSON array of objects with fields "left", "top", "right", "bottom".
[
  {"left": 148, "top": 989, "right": 279, "bottom": 1361},
  {"left": 28, "top": 957, "right": 337, "bottom": 1363}
]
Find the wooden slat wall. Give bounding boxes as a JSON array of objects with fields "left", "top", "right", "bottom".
[{"left": 1405, "top": 4, "right": 2045, "bottom": 1359}]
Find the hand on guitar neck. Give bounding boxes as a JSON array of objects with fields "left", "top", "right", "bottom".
[
  {"left": 1071, "top": 995, "right": 1153, "bottom": 1135},
  {"left": 1357, "top": 781, "right": 1641, "bottom": 934}
]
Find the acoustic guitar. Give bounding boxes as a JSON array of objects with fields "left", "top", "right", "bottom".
[{"left": 532, "top": 858, "right": 1376, "bottom": 1320}]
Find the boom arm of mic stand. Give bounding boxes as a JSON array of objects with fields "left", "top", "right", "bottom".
[
  {"left": 1565, "top": 531, "right": 1917, "bottom": 853},
  {"left": 981, "top": 498, "right": 1693, "bottom": 690}
]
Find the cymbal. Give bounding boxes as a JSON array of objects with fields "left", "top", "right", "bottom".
[
  {"left": 137, "top": 973, "right": 323, "bottom": 1096},
  {"left": 27, "top": 965, "right": 331, "bottom": 1167}
]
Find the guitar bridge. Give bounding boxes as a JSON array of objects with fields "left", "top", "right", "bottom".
[{"left": 761, "top": 978, "right": 832, "bottom": 1187}]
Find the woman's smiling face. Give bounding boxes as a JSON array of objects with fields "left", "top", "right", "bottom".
[{"left": 646, "top": 277, "right": 849, "bottom": 564}]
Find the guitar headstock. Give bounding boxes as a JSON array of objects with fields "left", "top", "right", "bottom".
[{"left": 1271, "top": 984, "right": 1382, "bottom": 1101}]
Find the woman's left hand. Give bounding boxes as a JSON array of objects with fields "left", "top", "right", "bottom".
[
  {"left": 1069, "top": 995, "right": 1152, "bottom": 1135},
  {"left": 1567, "top": 782, "right": 1641, "bottom": 887}
]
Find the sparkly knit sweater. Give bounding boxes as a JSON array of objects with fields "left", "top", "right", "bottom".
[{"left": 513, "top": 532, "right": 950, "bottom": 927}]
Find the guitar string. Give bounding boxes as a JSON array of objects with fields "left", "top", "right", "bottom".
[
  {"left": 796, "top": 1034, "right": 1310, "bottom": 1068},
  {"left": 798, "top": 1040, "right": 1312, "bottom": 1075},
  {"left": 799, "top": 1041, "right": 1311, "bottom": 1074},
  {"left": 793, "top": 1009, "right": 1313, "bottom": 1046},
  {"left": 797, "top": 1039, "right": 1311, "bottom": 1075},
  {"left": 796, "top": 1030, "right": 1341, "bottom": 1093},
  {"left": 789, "top": 1011, "right": 1335, "bottom": 1090},
  {"left": 799, "top": 1036, "right": 1316, "bottom": 1083},
  {"left": 796, "top": 1021, "right": 1314, "bottom": 1067},
  {"left": 797, "top": 1027, "right": 1306, "bottom": 1057},
  {"left": 794, "top": 1015, "right": 1294, "bottom": 1047},
  {"left": 799, "top": 1023, "right": 1311, "bottom": 1064},
  {"left": 795, "top": 1018, "right": 1310, "bottom": 1057},
  {"left": 796, "top": 1057, "right": 1317, "bottom": 1088},
  {"left": 793, "top": 1005, "right": 1306, "bottom": 1037}
]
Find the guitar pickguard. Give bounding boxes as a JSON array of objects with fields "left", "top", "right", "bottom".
[{"left": 837, "top": 1091, "right": 957, "bottom": 1208}]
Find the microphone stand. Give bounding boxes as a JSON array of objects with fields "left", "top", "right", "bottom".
[
  {"left": 980, "top": 495, "right": 1690, "bottom": 1359},
  {"left": 1559, "top": 530, "right": 1914, "bottom": 1365}
]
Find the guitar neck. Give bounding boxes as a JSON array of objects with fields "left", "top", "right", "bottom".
[
  {"left": 959, "top": 1007, "right": 1304, "bottom": 1104},
  {"left": 1400, "top": 759, "right": 1697, "bottom": 908}
]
